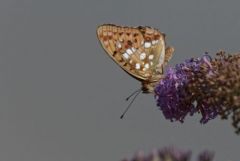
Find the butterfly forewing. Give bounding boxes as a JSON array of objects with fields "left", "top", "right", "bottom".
[{"left": 97, "top": 24, "right": 166, "bottom": 82}]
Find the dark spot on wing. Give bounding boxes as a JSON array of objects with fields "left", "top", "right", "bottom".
[
  {"left": 113, "top": 51, "right": 117, "bottom": 56},
  {"left": 133, "top": 33, "right": 138, "bottom": 37},
  {"left": 127, "top": 40, "right": 132, "bottom": 46}
]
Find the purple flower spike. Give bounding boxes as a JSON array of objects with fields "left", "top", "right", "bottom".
[
  {"left": 159, "top": 147, "right": 191, "bottom": 161},
  {"left": 155, "top": 51, "right": 240, "bottom": 134},
  {"left": 198, "top": 151, "right": 214, "bottom": 161},
  {"left": 155, "top": 54, "right": 212, "bottom": 123},
  {"left": 155, "top": 66, "right": 193, "bottom": 122},
  {"left": 121, "top": 147, "right": 215, "bottom": 161}
]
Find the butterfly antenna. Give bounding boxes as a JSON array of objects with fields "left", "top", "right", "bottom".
[
  {"left": 125, "top": 89, "right": 141, "bottom": 101},
  {"left": 120, "top": 89, "right": 141, "bottom": 119}
]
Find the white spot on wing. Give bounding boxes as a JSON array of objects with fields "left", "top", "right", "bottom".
[
  {"left": 116, "top": 41, "right": 121, "bottom": 48},
  {"left": 131, "top": 47, "right": 136, "bottom": 53},
  {"left": 144, "top": 63, "right": 149, "bottom": 69},
  {"left": 126, "top": 48, "right": 133, "bottom": 55},
  {"left": 140, "top": 52, "right": 146, "bottom": 60},
  {"left": 152, "top": 40, "right": 159, "bottom": 45},
  {"left": 135, "top": 63, "right": 140, "bottom": 69},
  {"left": 149, "top": 55, "right": 154, "bottom": 60},
  {"left": 144, "top": 42, "right": 151, "bottom": 48},
  {"left": 123, "top": 53, "right": 129, "bottom": 59}
]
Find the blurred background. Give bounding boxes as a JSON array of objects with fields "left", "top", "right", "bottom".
[{"left": 1, "top": 0, "right": 240, "bottom": 161}]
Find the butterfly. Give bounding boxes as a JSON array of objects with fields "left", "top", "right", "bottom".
[{"left": 97, "top": 24, "right": 174, "bottom": 94}]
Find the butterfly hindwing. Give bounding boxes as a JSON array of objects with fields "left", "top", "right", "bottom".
[{"left": 97, "top": 24, "right": 166, "bottom": 81}]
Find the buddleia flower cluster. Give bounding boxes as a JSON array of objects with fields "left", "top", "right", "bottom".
[
  {"left": 121, "top": 147, "right": 214, "bottom": 161},
  {"left": 155, "top": 51, "right": 240, "bottom": 133}
]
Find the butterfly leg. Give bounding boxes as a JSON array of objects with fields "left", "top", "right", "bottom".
[{"left": 164, "top": 46, "right": 174, "bottom": 65}]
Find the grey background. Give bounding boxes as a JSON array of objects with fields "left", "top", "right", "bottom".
[{"left": 1, "top": 0, "right": 240, "bottom": 161}]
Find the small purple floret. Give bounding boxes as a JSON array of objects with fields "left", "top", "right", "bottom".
[{"left": 155, "top": 54, "right": 218, "bottom": 123}]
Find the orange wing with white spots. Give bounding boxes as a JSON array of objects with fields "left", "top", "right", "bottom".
[{"left": 97, "top": 24, "right": 166, "bottom": 82}]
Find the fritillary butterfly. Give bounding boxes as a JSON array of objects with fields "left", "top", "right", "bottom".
[{"left": 97, "top": 24, "right": 174, "bottom": 93}]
